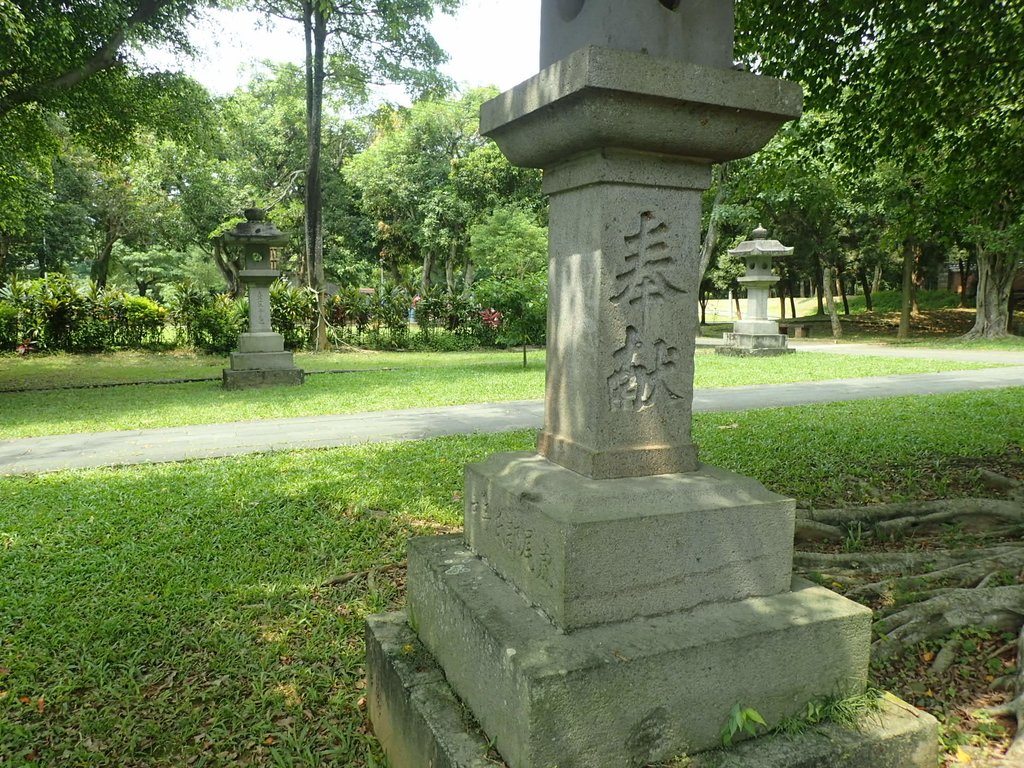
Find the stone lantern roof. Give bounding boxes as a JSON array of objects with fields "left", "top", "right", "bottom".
[
  {"left": 728, "top": 224, "right": 794, "bottom": 259},
  {"left": 221, "top": 208, "right": 289, "bottom": 247}
]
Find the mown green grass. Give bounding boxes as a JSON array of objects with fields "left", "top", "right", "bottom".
[
  {"left": 0, "top": 350, "right": 1005, "bottom": 439},
  {"left": 0, "top": 388, "right": 1021, "bottom": 767},
  {"left": 0, "top": 349, "right": 539, "bottom": 391}
]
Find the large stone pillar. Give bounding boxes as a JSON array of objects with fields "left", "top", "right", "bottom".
[{"left": 366, "top": 3, "right": 937, "bottom": 766}]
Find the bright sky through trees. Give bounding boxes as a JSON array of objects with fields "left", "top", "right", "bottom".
[{"left": 143, "top": 0, "right": 541, "bottom": 98}]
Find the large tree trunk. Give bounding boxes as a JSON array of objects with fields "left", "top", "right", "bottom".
[
  {"left": 0, "top": 234, "right": 10, "bottom": 282},
  {"left": 822, "top": 265, "right": 843, "bottom": 339},
  {"left": 212, "top": 241, "right": 241, "bottom": 298},
  {"left": 462, "top": 255, "right": 475, "bottom": 298},
  {"left": 858, "top": 264, "right": 873, "bottom": 311},
  {"left": 814, "top": 257, "right": 825, "bottom": 315},
  {"left": 957, "top": 256, "right": 969, "bottom": 308},
  {"left": 871, "top": 263, "right": 883, "bottom": 295},
  {"left": 964, "top": 248, "right": 1016, "bottom": 339},
  {"left": 698, "top": 162, "right": 730, "bottom": 279},
  {"left": 898, "top": 241, "right": 916, "bottom": 339},
  {"left": 837, "top": 269, "right": 850, "bottom": 315},
  {"left": 92, "top": 233, "right": 118, "bottom": 289},
  {"left": 445, "top": 242, "right": 457, "bottom": 293},
  {"left": 304, "top": 0, "right": 328, "bottom": 351},
  {"left": 421, "top": 250, "right": 434, "bottom": 296}
]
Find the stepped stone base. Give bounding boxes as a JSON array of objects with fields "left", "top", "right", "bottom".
[
  {"left": 367, "top": 611, "right": 938, "bottom": 768},
  {"left": 222, "top": 367, "right": 304, "bottom": 390},
  {"left": 464, "top": 454, "right": 795, "bottom": 630},
  {"left": 402, "top": 535, "right": 874, "bottom": 768},
  {"left": 718, "top": 332, "right": 794, "bottom": 357}
]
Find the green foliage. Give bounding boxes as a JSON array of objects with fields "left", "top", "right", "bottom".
[
  {"left": 720, "top": 704, "right": 767, "bottom": 747},
  {"left": 270, "top": 280, "right": 317, "bottom": 351},
  {"left": 845, "top": 290, "right": 964, "bottom": 314},
  {"left": 0, "top": 275, "right": 167, "bottom": 351},
  {"left": 0, "top": 299, "right": 18, "bottom": 350},
  {"left": 369, "top": 284, "right": 412, "bottom": 348},
  {"left": 474, "top": 273, "right": 548, "bottom": 350},
  {"left": 772, "top": 689, "right": 885, "bottom": 736},
  {"left": 166, "top": 281, "right": 244, "bottom": 354},
  {"left": 468, "top": 206, "right": 547, "bottom": 281}
]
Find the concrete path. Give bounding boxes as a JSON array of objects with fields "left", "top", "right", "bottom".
[{"left": 2, "top": 361, "right": 1021, "bottom": 475}]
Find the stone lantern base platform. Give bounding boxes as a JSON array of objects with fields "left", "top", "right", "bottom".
[
  {"left": 222, "top": 367, "right": 305, "bottom": 389},
  {"left": 367, "top": 607, "right": 937, "bottom": 768},
  {"left": 222, "top": 331, "right": 304, "bottom": 389},
  {"left": 718, "top": 332, "right": 795, "bottom": 357}
]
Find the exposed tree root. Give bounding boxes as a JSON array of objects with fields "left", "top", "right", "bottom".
[
  {"left": 795, "top": 483, "right": 1024, "bottom": 760},
  {"left": 801, "top": 498, "right": 1023, "bottom": 525},
  {"left": 873, "top": 586, "right": 1024, "bottom": 657},
  {"left": 979, "top": 469, "right": 1023, "bottom": 500},
  {"left": 977, "top": 626, "right": 1024, "bottom": 759},
  {"left": 844, "top": 548, "right": 1024, "bottom": 601},
  {"left": 794, "top": 547, "right": 1018, "bottom": 577},
  {"left": 794, "top": 499, "right": 1019, "bottom": 548}
]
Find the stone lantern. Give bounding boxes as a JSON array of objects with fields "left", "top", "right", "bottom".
[
  {"left": 366, "top": 2, "right": 937, "bottom": 766},
  {"left": 220, "top": 208, "right": 304, "bottom": 389},
  {"left": 719, "top": 224, "right": 795, "bottom": 356}
]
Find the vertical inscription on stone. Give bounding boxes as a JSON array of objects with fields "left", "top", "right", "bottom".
[
  {"left": 607, "top": 326, "right": 681, "bottom": 411},
  {"left": 608, "top": 212, "right": 684, "bottom": 411},
  {"left": 477, "top": 489, "right": 553, "bottom": 586},
  {"left": 612, "top": 211, "right": 685, "bottom": 328},
  {"left": 251, "top": 288, "right": 273, "bottom": 333}
]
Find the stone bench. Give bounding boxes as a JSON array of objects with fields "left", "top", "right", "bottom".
[{"left": 778, "top": 323, "right": 811, "bottom": 338}]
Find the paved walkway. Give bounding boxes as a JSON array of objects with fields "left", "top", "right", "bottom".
[{"left": 2, "top": 342, "right": 1021, "bottom": 474}]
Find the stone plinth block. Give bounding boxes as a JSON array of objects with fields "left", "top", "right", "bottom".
[
  {"left": 367, "top": 613, "right": 938, "bottom": 768},
  {"left": 731, "top": 320, "right": 780, "bottom": 336},
  {"left": 406, "top": 535, "right": 872, "bottom": 768},
  {"left": 480, "top": 46, "right": 802, "bottom": 170},
  {"left": 228, "top": 351, "right": 298, "bottom": 371},
  {"left": 540, "top": 0, "right": 734, "bottom": 71},
  {"left": 222, "top": 367, "right": 304, "bottom": 390},
  {"left": 237, "top": 332, "right": 286, "bottom": 354},
  {"left": 365, "top": 612, "right": 499, "bottom": 768},
  {"left": 464, "top": 453, "right": 795, "bottom": 629},
  {"left": 718, "top": 333, "right": 794, "bottom": 358}
]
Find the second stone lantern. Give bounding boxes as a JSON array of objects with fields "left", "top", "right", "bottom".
[
  {"left": 220, "top": 209, "right": 305, "bottom": 390},
  {"left": 719, "top": 225, "right": 795, "bottom": 356}
]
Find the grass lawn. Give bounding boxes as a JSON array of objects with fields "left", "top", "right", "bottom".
[
  {"left": 0, "top": 388, "right": 1021, "bottom": 766},
  {"left": 0, "top": 349, "right": 1008, "bottom": 439}
]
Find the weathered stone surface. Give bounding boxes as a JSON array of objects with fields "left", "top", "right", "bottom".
[
  {"left": 368, "top": 613, "right": 938, "bottom": 768},
  {"left": 718, "top": 333, "right": 794, "bottom": 357},
  {"left": 537, "top": 155, "right": 706, "bottom": 477},
  {"left": 480, "top": 46, "right": 802, "bottom": 170},
  {"left": 540, "top": 0, "right": 734, "bottom": 71},
  {"left": 407, "top": 535, "right": 872, "bottom": 768},
  {"left": 227, "top": 351, "right": 298, "bottom": 371},
  {"left": 365, "top": 613, "right": 500, "bottom": 768},
  {"left": 237, "top": 332, "right": 286, "bottom": 354},
  {"left": 222, "top": 368, "right": 304, "bottom": 389},
  {"left": 464, "top": 453, "right": 795, "bottom": 629}
]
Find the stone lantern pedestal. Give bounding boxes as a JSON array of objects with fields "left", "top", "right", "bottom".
[
  {"left": 221, "top": 209, "right": 304, "bottom": 390},
  {"left": 366, "top": 3, "right": 937, "bottom": 766},
  {"left": 719, "top": 225, "right": 795, "bottom": 356}
]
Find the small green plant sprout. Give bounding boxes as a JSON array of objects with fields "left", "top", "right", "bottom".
[
  {"left": 842, "top": 521, "right": 867, "bottom": 552},
  {"left": 720, "top": 703, "right": 768, "bottom": 747},
  {"left": 772, "top": 688, "right": 885, "bottom": 736}
]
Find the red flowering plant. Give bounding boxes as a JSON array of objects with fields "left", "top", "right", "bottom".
[{"left": 480, "top": 308, "right": 503, "bottom": 329}]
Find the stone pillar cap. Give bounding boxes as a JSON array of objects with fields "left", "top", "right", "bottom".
[
  {"left": 729, "top": 225, "right": 794, "bottom": 258},
  {"left": 221, "top": 208, "right": 290, "bottom": 247}
]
